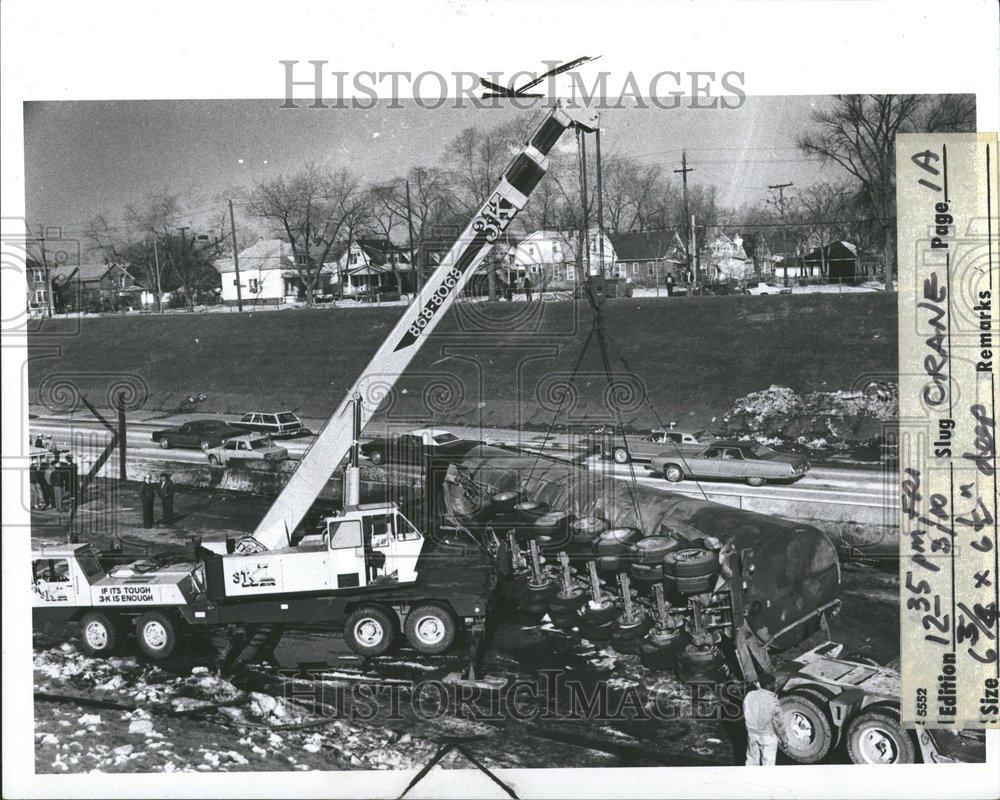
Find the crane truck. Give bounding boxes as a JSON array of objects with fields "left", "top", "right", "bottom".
[{"left": 31, "top": 105, "right": 576, "bottom": 664}]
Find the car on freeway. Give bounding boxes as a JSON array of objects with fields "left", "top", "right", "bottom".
[
  {"left": 745, "top": 280, "right": 792, "bottom": 296},
  {"left": 151, "top": 419, "right": 244, "bottom": 450},
  {"left": 233, "top": 411, "right": 312, "bottom": 439},
  {"left": 205, "top": 434, "right": 289, "bottom": 466},
  {"left": 600, "top": 428, "right": 711, "bottom": 464},
  {"left": 647, "top": 439, "right": 809, "bottom": 486},
  {"left": 360, "top": 427, "right": 471, "bottom": 466}
]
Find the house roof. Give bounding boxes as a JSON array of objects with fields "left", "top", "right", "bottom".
[
  {"left": 217, "top": 239, "right": 295, "bottom": 274},
  {"left": 608, "top": 231, "right": 684, "bottom": 262},
  {"left": 58, "top": 262, "right": 135, "bottom": 285}
]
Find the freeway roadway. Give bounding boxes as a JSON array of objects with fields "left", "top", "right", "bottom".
[{"left": 24, "top": 414, "right": 897, "bottom": 523}]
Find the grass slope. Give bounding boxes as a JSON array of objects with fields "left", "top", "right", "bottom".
[{"left": 28, "top": 293, "right": 897, "bottom": 430}]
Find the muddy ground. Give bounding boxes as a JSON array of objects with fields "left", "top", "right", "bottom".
[{"left": 32, "top": 482, "right": 912, "bottom": 773}]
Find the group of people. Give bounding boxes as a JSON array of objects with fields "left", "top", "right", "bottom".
[
  {"left": 139, "top": 473, "right": 175, "bottom": 529},
  {"left": 29, "top": 449, "right": 80, "bottom": 513}
]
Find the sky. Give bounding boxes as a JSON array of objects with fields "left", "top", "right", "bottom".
[{"left": 24, "top": 95, "right": 844, "bottom": 247}]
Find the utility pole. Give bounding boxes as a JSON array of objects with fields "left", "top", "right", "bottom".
[
  {"left": 177, "top": 226, "right": 193, "bottom": 310},
  {"left": 38, "top": 229, "right": 54, "bottom": 318},
  {"left": 593, "top": 115, "right": 607, "bottom": 285},
  {"left": 228, "top": 200, "right": 244, "bottom": 312},
  {"left": 674, "top": 151, "right": 693, "bottom": 287},
  {"left": 151, "top": 238, "right": 163, "bottom": 312},
  {"left": 767, "top": 182, "right": 793, "bottom": 286},
  {"left": 579, "top": 127, "right": 591, "bottom": 282},
  {"left": 404, "top": 180, "right": 419, "bottom": 296}
]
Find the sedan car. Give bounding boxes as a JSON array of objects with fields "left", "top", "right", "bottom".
[
  {"left": 151, "top": 419, "right": 244, "bottom": 450},
  {"left": 360, "top": 427, "right": 470, "bottom": 466},
  {"left": 745, "top": 280, "right": 792, "bottom": 296},
  {"left": 205, "top": 434, "right": 288, "bottom": 466},
  {"left": 233, "top": 411, "right": 311, "bottom": 439},
  {"left": 600, "top": 428, "right": 710, "bottom": 464},
  {"left": 648, "top": 440, "right": 809, "bottom": 486}
]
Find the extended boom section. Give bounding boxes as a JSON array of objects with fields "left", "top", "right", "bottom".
[{"left": 245, "top": 106, "right": 574, "bottom": 551}]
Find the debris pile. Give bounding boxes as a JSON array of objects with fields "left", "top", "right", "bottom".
[{"left": 719, "top": 382, "right": 897, "bottom": 458}]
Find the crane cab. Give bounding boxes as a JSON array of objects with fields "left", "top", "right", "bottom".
[{"left": 211, "top": 503, "right": 425, "bottom": 599}]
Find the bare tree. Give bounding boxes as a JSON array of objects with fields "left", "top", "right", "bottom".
[
  {"left": 797, "top": 94, "right": 975, "bottom": 290},
  {"left": 247, "top": 164, "right": 365, "bottom": 305}
]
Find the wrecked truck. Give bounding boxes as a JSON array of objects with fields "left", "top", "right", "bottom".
[{"left": 435, "top": 442, "right": 842, "bottom": 684}]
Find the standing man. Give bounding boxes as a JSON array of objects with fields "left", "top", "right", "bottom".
[
  {"left": 64, "top": 453, "right": 79, "bottom": 513},
  {"left": 29, "top": 457, "right": 45, "bottom": 509},
  {"left": 48, "top": 458, "right": 66, "bottom": 512},
  {"left": 140, "top": 475, "right": 156, "bottom": 529},
  {"left": 158, "top": 472, "right": 176, "bottom": 524},
  {"left": 742, "top": 683, "right": 788, "bottom": 765},
  {"left": 504, "top": 277, "right": 513, "bottom": 302},
  {"left": 40, "top": 458, "right": 56, "bottom": 509},
  {"left": 665, "top": 272, "right": 675, "bottom": 297},
  {"left": 523, "top": 274, "right": 533, "bottom": 302}
]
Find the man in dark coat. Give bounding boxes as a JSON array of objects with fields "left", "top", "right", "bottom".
[
  {"left": 523, "top": 275, "right": 533, "bottom": 302},
  {"left": 29, "top": 460, "right": 46, "bottom": 509},
  {"left": 40, "top": 459, "right": 56, "bottom": 509},
  {"left": 48, "top": 459, "right": 66, "bottom": 512},
  {"left": 64, "top": 453, "right": 79, "bottom": 512},
  {"left": 158, "top": 472, "right": 176, "bottom": 524},
  {"left": 140, "top": 475, "right": 156, "bottom": 529}
]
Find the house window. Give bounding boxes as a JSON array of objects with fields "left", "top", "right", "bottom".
[
  {"left": 552, "top": 243, "right": 561, "bottom": 257},
  {"left": 530, "top": 265, "right": 540, "bottom": 275},
  {"left": 566, "top": 266, "right": 576, "bottom": 281},
  {"left": 34, "top": 289, "right": 47, "bottom": 304},
  {"left": 349, "top": 253, "right": 359, "bottom": 265},
  {"left": 249, "top": 278, "right": 262, "bottom": 293},
  {"left": 648, "top": 264, "right": 655, "bottom": 277},
  {"left": 631, "top": 264, "right": 638, "bottom": 274},
  {"left": 33, "top": 269, "right": 45, "bottom": 283}
]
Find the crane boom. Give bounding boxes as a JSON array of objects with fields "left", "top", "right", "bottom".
[{"left": 246, "top": 105, "right": 574, "bottom": 551}]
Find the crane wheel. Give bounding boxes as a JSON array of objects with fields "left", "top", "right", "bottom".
[
  {"left": 78, "top": 611, "right": 122, "bottom": 657},
  {"left": 404, "top": 604, "right": 457, "bottom": 654},
  {"left": 344, "top": 606, "right": 396, "bottom": 657},
  {"left": 662, "top": 547, "right": 718, "bottom": 579},
  {"left": 135, "top": 610, "right": 178, "bottom": 660}
]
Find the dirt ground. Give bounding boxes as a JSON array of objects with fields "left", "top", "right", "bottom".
[{"left": 31, "top": 481, "right": 929, "bottom": 773}]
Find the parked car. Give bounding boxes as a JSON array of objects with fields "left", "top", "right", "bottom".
[
  {"left": 151, "top": 419, "right": 244, "bottom": 450},
  {"left": 233, "top": 411, "right": 311, "bottom": 439},
  {"left": 745, "top": 280, "right": 792, "bottom": 296},
  {"left": 205, "top": 434, "right": 288, "bottom": 466},
  {"left": 647, "top": 439, "right": 809, "bottom": 486},
  {"left": 600, "top": 428, "right": 710, "bottom": 464},
  {"left": 360, "top": 427, "right": 471, "bottom": 466}
]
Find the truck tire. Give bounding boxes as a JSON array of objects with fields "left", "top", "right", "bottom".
[
  {"left": 631, "top": 536, "right": 679, "bottom": 566},
  {"left": 844, "top": 710, "right": 915, "bottom": 764},
  {"left": 344, "top": 606, "right": 396, "bottom": 657},
  {"left": 612, "top": 447, "right": 629, "bottom": 464},
  {"left": 595, "top": 528, "right": 642, "bottom": 556},
  {"left": 662, "top": 464, "right": 684, "bottom": 482},
  {"left": 663, "top": 548, "right": 717, "bottom": 579},
  {"left": 489, "top": 491, "right": 519, "bottom": 514},
  {"left": 778, "top": 694, "right": 833, "bottom": 764},
  {"left": 663, "top": 572, "right": 716, "bottom": 596},
  {"left": 404, "top": 604, "right": 457, "bottom": 654},
  {"left": 135, "top": 610, "right": 178, "bottom": 660},
  {"left": 78, "top": 611, "right": 122, "bottom": 657}
]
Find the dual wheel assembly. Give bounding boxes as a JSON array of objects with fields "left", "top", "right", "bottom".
[
  {"left": 343, "top": 604, "right": 457, "bottom": 657},
  {"left": 779, "top": 694, "right": 916, "bottom": 765},
  {"left": 78, "top": 609, "right": 180, "bottom": 661}
]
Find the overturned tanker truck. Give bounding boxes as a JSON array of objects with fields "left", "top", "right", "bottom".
[{"left": 435, "top": 443, "right": 842, "bottom": 683}]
